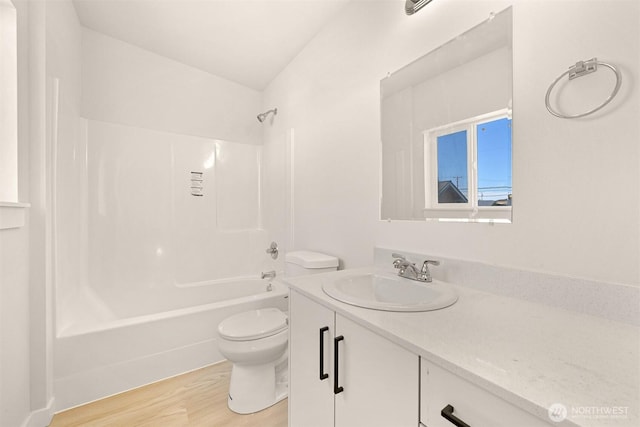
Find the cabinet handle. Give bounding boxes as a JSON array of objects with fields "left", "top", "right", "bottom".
[
  {"left": 441, "top": 404, "right": 470, "bottom": 427},
  {"left": 319, "top": 327, "right": 329, "bottom": 380},
  {"left": 333, "top": 335, "right": 344, "bottom": 394}
]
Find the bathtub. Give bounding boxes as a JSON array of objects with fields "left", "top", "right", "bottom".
[{"left": 54, "top": 278, "right": 288, "bottom": 411}]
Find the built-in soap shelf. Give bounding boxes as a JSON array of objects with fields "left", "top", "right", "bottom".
[{"left": 190, "top": 171, "right": 203, "bottom": 196}]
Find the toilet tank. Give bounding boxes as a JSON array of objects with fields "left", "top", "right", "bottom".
[{"left": 285, "top": 250, "right": 339, "bottom": 277}]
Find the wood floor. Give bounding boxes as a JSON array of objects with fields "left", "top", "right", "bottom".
[{"left": 49, "top": 361, "right": 288, "bottom": 427}]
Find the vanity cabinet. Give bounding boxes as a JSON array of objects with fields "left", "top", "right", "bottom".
[
  {"left": 421, "top": 358, "right": 553, "bottom": 427},
  {"left": 289, "top": 290, "right": 418, "bottom": 427}
]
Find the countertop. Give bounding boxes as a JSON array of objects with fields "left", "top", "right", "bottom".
[{"left": 284, "top": 267, "right": 640, "bottom": 427}]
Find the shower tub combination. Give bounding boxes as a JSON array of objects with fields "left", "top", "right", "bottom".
[
  {"left": 54, "top": 277, "right": 288, "bottom": 411},
  {"left": 53, "top": 119, "right": 287, "bottom": 411}
]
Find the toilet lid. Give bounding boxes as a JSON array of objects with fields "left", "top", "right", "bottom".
[{"left": 218, "top": 308, "right": 288, "bottom": 341}]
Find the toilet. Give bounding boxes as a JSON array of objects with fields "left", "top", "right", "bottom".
[{"left": 217, "top": 250, "right": 339, "bottom": 414}]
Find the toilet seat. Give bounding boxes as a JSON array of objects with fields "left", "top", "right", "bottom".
[{"left": 218, "top": 308, "right": 287, "bottom": 341}]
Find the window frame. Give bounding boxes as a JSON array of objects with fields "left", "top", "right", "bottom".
[
  {"left": 423, "top": 108, "right": 512, "bottom": 222},
  {"left": 0, "top": 0, "right": 29, "bottom": 230}
]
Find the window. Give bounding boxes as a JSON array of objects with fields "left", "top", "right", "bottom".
[
  {"left": 424, "top": 109, "right": 512, "bottom": 222},
  {"left": 0, "top": 0, "right": 28, "bottom": 230},
  {"left": 1, "top": 0, "right": 18, "bottom": 203}
]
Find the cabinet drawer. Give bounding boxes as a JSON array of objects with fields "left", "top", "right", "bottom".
[{"left": 421, "top": 358, "right": 551, "bottom": 427}]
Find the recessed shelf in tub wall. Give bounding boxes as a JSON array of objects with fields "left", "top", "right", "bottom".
[
  {"left": 191, "top": 171, "right": 204, "bottom": 196},
  {"left": 0, "top": 201, "right": 30, "bottom": 230}
]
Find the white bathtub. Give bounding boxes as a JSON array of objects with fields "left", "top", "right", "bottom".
[{"left": 54, "top": 278, "right": 289, "bottom": 411}]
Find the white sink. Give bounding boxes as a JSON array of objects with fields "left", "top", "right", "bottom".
[{"left": 322, "top": 272, "right": 458, "bottom": 312}]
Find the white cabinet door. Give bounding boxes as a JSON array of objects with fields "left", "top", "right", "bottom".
[
  {"left": 289, "top": 291, "right": 419, "bottom": 427},
  {"left": 335, "top": 314, "right": 418, "bottom": 427},
  {"left": 421, "top": 358, "right": 552, "bottom": 427},
  {"left": 289, "top": 290, "right": 335, "bottom": 427}
]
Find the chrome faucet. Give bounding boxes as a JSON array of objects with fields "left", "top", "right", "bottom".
[
  {"left": 261, "top": 270, "right": 276, "bottom": 280},
  {"left": 392, "top": 253, "right": 440, "bottom": 282}
]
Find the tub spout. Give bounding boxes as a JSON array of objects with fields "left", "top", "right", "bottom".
[{"left": 261, "top": 270, "right": 276, "bottom": 280}]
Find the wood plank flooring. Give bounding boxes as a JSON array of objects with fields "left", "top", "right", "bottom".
[{"left": 49, "top": 361, "right": 288, "bottom": 427}]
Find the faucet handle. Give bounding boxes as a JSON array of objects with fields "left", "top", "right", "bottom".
[
  {"left": 421, "top": 260, "right": 440, "bottom": 272},
  {"left": 419, "top": 260, "right": 440, "bottom": 282},
  {"left": 392, "top": 253, "right": 407, "bottom": 269},
  {"left": 265, "top": 242, "right": 279, "bottom": 259}
]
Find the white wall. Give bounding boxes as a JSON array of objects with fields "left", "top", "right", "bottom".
[
  {"left": 0, "top": 227, "right": 30, "bottom": 427},
  {"left": 0, "top": 0, "right": 50, "bottom": 425},
  {"left": 28, "top": 0, "right": 51, "bottom": 422},
  {"left": 264, "top": 0, "right": 640, "bottom": 286},
  {"left": 82, "top": 28, "right": 262, "bottom": 144}
]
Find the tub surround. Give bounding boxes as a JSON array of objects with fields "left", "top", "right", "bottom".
[{"left": 285, "top": 258, "right": 639, "bottom": 427}]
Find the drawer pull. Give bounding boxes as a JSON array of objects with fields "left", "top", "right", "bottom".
[
  {"left": 334, "top": 335, "right": 344, "bottom": 394},
  {"left": 441, "top": 404, "right": 470, "bottom": 427},
  {"left": 319, "top": 327, "right": 329, "bottom": 380}
]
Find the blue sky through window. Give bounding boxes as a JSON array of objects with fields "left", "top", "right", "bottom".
[
  {"left": 437, "top": 130, "right": 468, "bottom": 198},
  {"left": 477, "top": 118, "right": 512, "bottom": 203}
]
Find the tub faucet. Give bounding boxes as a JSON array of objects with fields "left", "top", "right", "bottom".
[
  {"left": 261, "top": 270, "right": 276, "bottom": 280},
  {"left": 392, "top": 253, "right": 439, "bottom": 282}
]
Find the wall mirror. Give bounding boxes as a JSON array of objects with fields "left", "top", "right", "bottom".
[{"left": 381, "top": 7, "right": 513, "bottom": 223}]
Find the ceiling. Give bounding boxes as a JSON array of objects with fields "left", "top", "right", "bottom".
[{"left": 73, "top": 0, "right": 351, "bottom": 91}]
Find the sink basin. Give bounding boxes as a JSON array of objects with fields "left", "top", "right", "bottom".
[{"left": 322, "top": 272, "right": 458, "bottom": 312}]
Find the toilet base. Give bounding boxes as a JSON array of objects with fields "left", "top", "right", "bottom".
[{"left": 227, "top": 357, "right": 288, "bottom": 414}]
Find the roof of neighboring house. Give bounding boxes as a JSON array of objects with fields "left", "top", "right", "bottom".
[{"left": 437, "top": 180, "right": 468, "bottom": 203}]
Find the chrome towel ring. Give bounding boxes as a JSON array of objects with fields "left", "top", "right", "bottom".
[{"left": 545, "top": 58, "right": 622, "bottom": 119}]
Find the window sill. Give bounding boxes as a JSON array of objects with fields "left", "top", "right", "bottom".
[
  {"left": 0, "top": 201, "right": 30, "bottom": 230},
  {"left": 423, "top": 206, "right": 511, "bottom": 223}
]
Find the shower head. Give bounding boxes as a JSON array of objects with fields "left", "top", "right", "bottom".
[{"left": 257, "top": 108, "right": 278, "bottom": 123}]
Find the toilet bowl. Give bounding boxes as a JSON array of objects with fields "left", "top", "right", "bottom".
[
  {"left": 218, "top": 250, "right": 338, "bottom": 414},
  {"left": 218, "top": 307, "right": 289, "bottom": 414}
]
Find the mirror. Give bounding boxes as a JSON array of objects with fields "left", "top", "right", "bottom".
[{"left": 381, "top": 7, "right": 513, "bottom": 223}]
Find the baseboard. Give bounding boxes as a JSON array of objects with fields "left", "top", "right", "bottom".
[{"left": 21, "top": 397, "right": 55, "bottom": 427}]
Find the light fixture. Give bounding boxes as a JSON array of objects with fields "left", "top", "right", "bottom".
[{"left": 405, "top": 0, "right": 434, "bottom": 15}]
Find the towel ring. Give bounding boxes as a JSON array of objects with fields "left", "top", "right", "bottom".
[{"left": 545, "top": 58, "right": 622, "bottom": 119}]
